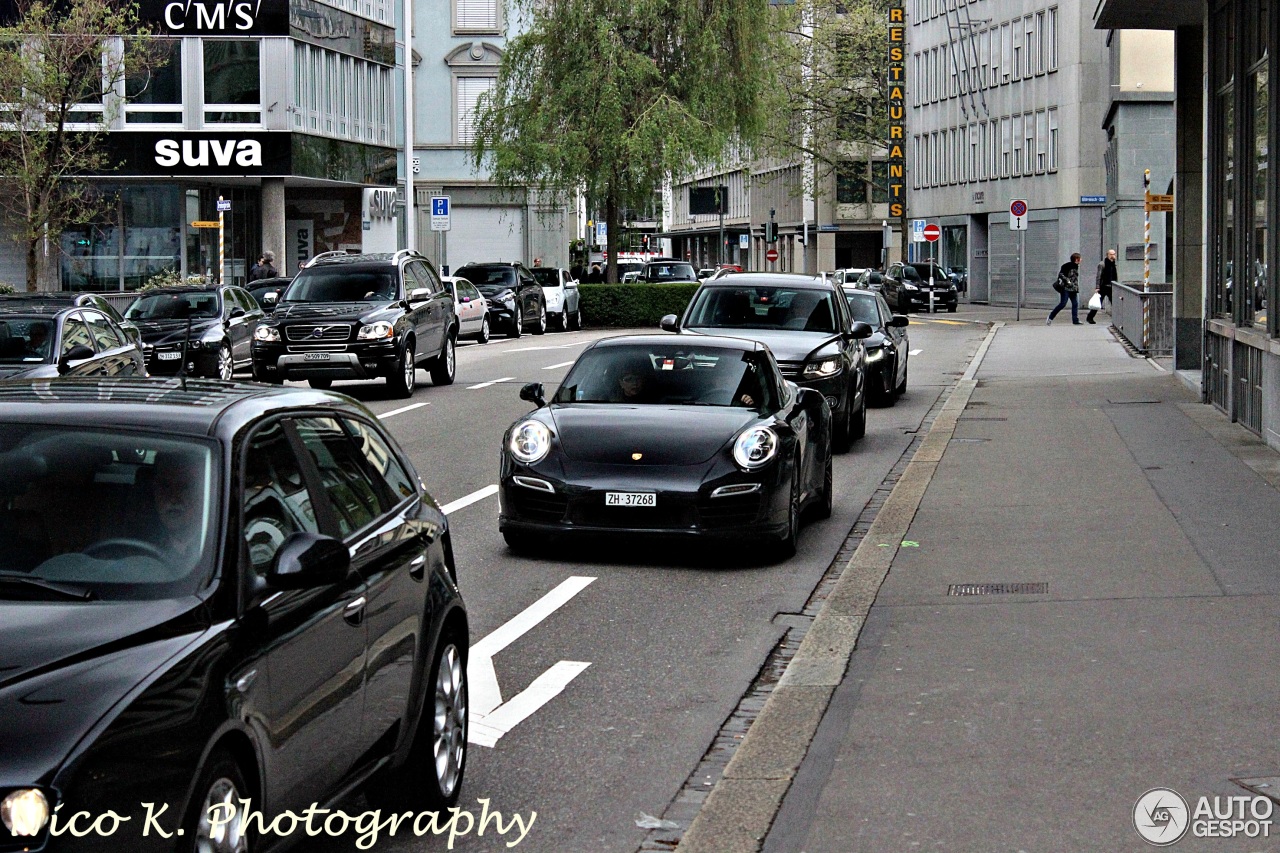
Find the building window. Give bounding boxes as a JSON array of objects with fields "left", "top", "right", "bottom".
[
  {"left": 1001, "top": 23, "right": 1011, "bottom": 82},
  {"left": 1035, "top": 11, "right": 1047, "bottom": 74},
  {"left": 914, "top": 52, "right": 921, "bottom": 106},
  {"left": 202, "top": 40, "right": 260, "bottom": 125},
  {"left": 1047, "top": 106, "right": 1058, "bottom": 172},
  {"left": 1047, "top": 7, "right": 1058, "bottom": 71},
  {"left": 125, "top": 38, "right": 181, "bottom": 125},
  {"left": 1024, "top": 111, "right": 1035, "bottom": 174},
  {"left": 1012, "top": 114, "right": 1024, "bottom": 175},
  {"left": 1251, "top": 61, "right": 1268, "bottom": 328},
  {"left": 1012, "top": 19, "right": 1023, "bottom": 80},
  {"left": 455, "top": 0, "right": 499, "bottom": 33},
  {"left": 1035, "top": 109, "right": 1048, "bottom": 172},
  {"left": 1000, "top": 117, "right": 1011, "bottom": 176},
  {"left": 455, "top": 75, "right": 495, "bottom": 144}
]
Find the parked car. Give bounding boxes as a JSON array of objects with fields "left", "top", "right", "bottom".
[
  {"left": 855, "top": 269, "right": 886, "bottom": 293},
  {"left": 882, "top": 261, "right": 959, "bottom": 313},
  {"left": 252, "top": 251, "right": 457, "bottom": 397},
  {"left": 622, "top": 271, "right": 642, "bottom": 283},
  {"left": 661, "top": 273, "right": 872, "bottom": 452},
  {"left": 444, "top": 275, "right": 491, "bottom": 343},
  {"left": 643, "top": 261, "right": 699, "bottom": 283},
  {"left": 842, "top": 287, "right": 909, "bottom": 404},
  {"left": 454, "top": 262, "right": 547, "bottom": 338},
  {"left": 0, "top": 377, "right": 469, "bottom": 851},
  {"left": 499, "top": 335, "right": 833, "bottom": 558},
  {"left": 125, "top": 284, "right": 264, "bottom": 380},
  {"left": 247, "top": 276, "right": 293, "bottom": 315},
  {"left": 698, "top": 268, "right": 716, "bottom": 280},
  {"left": 0, "top": 291, "right": 142, "bottom": 345},
  {"left": 530, "top": 266, "right": 584, "bottom": 331},
  {"left": 0, "top": 301, "right": 146, "bottom": 379},
  {"left": 832, "top": 268, "right": 869, "bottom": 288},
  {"left": 947, "top": 265, "right": 968, "bottom": 292}
]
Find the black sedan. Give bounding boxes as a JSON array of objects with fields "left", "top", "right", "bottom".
[
  {"left": 0, "top": 378, "right": 468, "bottom": 852},
  {"left": 843, "top": 287, "right": 909, "bottom": 405},
  {"left": 499, "top": 335, "right": 833, "bottom": 558},
  {"left": 661, "top": 273, "right": 872, "bottom": 452},
  {"left": 0, "top": 302, "right": 145, "bottom": 379},
  {"left": 124, "top": 285, "right": 264, "bottom": 379},
  {"left": 246, "top": 277, "right": 292, "bottom": 315}
]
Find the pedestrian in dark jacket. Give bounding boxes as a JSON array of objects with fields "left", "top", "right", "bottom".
[
  {"left": 1087, "top": 248, "right": 1118, "bottom": 324},
  {"left": 585, "top": 263, "right": 604, "bottom": 284},
  {"left": 248, "top": 250, "right": 278, "bottom": 282},
  {"left": 1047, "top": 252, "right": 1082, "bottom": 325}
]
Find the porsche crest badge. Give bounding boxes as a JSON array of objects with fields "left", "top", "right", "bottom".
[{"left": 631, "top": 452, "right": 643, "bottom": 461}]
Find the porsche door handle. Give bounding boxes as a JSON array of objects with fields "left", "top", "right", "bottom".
[
  {"left": 409, "top": 554, "right": 426, "bottom": 581},
  {"left": 343, "top": 596, "right": 367, "bottom": 626}
]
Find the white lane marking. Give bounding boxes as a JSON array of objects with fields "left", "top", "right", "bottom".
[
  {"left": 467, "top": 376, "right": 515, "bottom": 389},
  {"left": 909, "top": 349, "right": 923, "bottom": 356},
  {"left": 439, "top": 484, "right": 499, "bottom": 515},
  {"left": 542, "top": 360, "right": 575, "bottom": 370},
  {"left": 469, "top": 661, "right": 592, "bottom": 748},
  {"left": 377, "top": 402, "right": 430, "bottom": 419},
  {"left": 468, "top": 576, "right": 596, "bottom": 725},
  {"left": 507, "top": 343, "right": 582, "bottom": 352}
]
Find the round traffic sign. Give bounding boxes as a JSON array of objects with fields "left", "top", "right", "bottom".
[
  {"left": 1010, "top": 199, "right": 1028, "bottom": 217},
  {"left": 765, "top": 248, "right": 779, "bottom": 262},
  {"left": 923, "top": 223, "right": 941, "bottom": 243}
]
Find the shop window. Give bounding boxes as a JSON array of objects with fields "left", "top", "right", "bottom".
[
  {"left": 1251, "top": 62, "right": 1268, "bottom": 329},
  {"left": 203, "top": 40, "right": 260, "bottom": 125},
  {"left": 125, "top": 39, "right": 181, "bottom": 125},
  {"left": 455, "top": 75, "right": 494, "bottom": 144}
]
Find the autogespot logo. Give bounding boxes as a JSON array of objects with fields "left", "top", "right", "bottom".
[{"left": 1134, "top": 788, "right": 1190, "bottom": 846}]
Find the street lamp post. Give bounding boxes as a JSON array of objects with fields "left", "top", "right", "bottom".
[{"left": 403, "top": 0, "right": 415, "bottom": 253}]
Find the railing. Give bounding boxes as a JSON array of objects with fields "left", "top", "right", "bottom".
[{"left": 1111, "top": 281, "right": 1173, "bottom": 355}]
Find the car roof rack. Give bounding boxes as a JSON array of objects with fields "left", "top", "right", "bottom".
[{"left": 303, "top": 250, "right": 349, "bottom": 268}]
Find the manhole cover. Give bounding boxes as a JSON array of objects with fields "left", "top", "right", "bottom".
[{"left": 948, "top": 583, "right": 1049, "bottom": 596}]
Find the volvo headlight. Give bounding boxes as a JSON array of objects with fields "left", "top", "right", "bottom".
[
  {"left": 254, "top": 325, "right": 280, "bottom": 342},
  {"left": 802, "top": 357, "right": 842, "bottom": 378},
  {"left": 733, "top": 427, "right": 778, "bottom": 469},
  {"left": 1, "top": 789, "right": 50, "bottom": 836},
  {"left": 358, "top": 321, "right": 395, "bottom": 340},
  {"left": 865, "top": 347, "right": 886, "bottom": 363},
  {"left": 509, "top": 420, "right": 552, "bottom": 464}
]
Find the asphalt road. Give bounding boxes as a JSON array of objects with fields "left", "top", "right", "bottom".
[{"left": 298, "top": 312, "right": 994, "bottom": 852}]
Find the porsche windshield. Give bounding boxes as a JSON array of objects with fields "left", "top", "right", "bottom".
[
  {"left": 684, "top": 286, "right": 839, "bottom": 333},
  {"left": 126, "top": 291, "right": 221, "bottom": 320},
  {"left": 554, "top": 344, "right": 777, "bottom": 410},
  {"left": 0, "top": 426, "right": 219, "bottom": 600}
]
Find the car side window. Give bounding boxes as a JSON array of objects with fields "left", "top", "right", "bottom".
[
  {"left": 415, "top": 260, "right": 444, "bottom": 295},
  {"left": 341, "top": 417, "right": 417, "bottom": 509},
  {"left": 293, "top": 417, "right": 385, "bottom": 537},
  {"left": 403, "top": 263, "right": 425, "bottom": 297},
  {"left": 231, "top": 288, "right": 255, "bottom": 313},
  {"left": 61, "top": 313, "right": 95, "bottom": 354},
  {"left": 242, "top": 420, "right": 320, "bottom": 573},
  {"left": 84, "top": 311, "right": 125, "bottom": 349}
]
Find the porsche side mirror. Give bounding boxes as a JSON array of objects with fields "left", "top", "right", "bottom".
[
  {"left": 229, "top": 306, "right": 246, "bottom": 319},
  {"left": 268, "top": 531, "right": 350, "bottom": 589},
  {"left": 848, "top": 321, "right": 873, "bottom": 340},
  {"left": 890, "top": 315, "right": 909, "bottom": 327},
  {"left": 796, "top": 387, "right": 824, "bottom": 410},
  {"left": 660, "top": 314, "right": 680, "bottom": 333},
  {"left": 520, "top": 382, "right": 546, "bottom": 407},
  {"left": 57, "top": 344, "right": 96, "bottom": 374}
]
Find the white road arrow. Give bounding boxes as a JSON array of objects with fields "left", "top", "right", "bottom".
[{"left": 467, "top": 575, "right": 596, "bottom": 747}]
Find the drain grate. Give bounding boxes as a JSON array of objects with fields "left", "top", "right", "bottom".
[{"left": 948, "top": 582, "right": 1049, "bottom": 596}]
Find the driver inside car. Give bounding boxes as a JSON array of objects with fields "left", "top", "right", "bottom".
[{"left": 148, "top": 452, "right": 206, "bottom": 566}]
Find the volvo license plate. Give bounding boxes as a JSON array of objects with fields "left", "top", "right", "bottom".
[
  {"left": 303, "top": 352, "right": 331, "bottom": 361},
  {"left": 605, "top": 492, "right": 656, "bottom": 507},
  {"left": 156, "top": 352, "right": 180, "bottom": 361}
]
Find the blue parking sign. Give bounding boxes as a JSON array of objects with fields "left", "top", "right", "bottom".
[{"left": 432, "top": 197, "right": 449, "bottom": 217}]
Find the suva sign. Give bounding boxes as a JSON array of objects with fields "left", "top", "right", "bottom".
[
  {"left": 155, "top": 139, "right": 263, "bottom": 168},
  {"left": 162, "top": 0, "right": 261, "bottom": 32}
]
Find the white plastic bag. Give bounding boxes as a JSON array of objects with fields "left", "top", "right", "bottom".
[{"left": 1087, "top": 292, "right": 1103, "bottom": 311}]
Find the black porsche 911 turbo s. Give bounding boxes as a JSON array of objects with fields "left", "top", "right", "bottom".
[
  {"left": 498, "top": 335, "right": 834, "bottom": 558},
  {"left": 0, "top": 378, "right": 468, "bottom": 853}
]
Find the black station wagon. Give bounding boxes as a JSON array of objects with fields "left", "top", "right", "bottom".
[{"left": 0, "top": 378, "right": 468, "bottom": 852}]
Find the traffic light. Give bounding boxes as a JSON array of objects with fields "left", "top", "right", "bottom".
[{"left": 762, "top": 221, "right": 775, "bottom": 243}]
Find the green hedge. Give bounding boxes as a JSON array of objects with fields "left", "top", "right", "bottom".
[{"left": 578, "top": 283, "right": 699, "bottom": 328}]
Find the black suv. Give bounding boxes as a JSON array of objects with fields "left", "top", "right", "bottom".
[
  {"left": 251, "top": 251, "right": 457, "bottom": 397},
  {"left": 882, "top": 262, "right": 958, "bottom": 313},
  {"left": 454, "top": 262, "right": 547, "bottom": 338}
]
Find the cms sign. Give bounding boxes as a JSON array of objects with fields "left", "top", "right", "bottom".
[
  {"left": 364, "top": 189, "right": 398, "bottom": 221},
  {"left": 140, "top": 0, "right": 284, "bottom": 35}
]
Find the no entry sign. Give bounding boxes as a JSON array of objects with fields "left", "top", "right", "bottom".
[
  {"left": 922, "top": 223, "right": 941, "bottom": 243},
  {"left": 766, "top": 248, "right": 779, "bottom": 262}
]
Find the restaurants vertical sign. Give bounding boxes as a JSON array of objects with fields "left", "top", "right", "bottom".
[{"left": 887, "top": 1, "right": 906, "bottom": 223}]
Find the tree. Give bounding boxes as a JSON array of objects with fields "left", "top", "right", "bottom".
[
  {"left": 0, "top": 0, "right": 160, "bottom": 291},
  {"left": 471, "top": 0, "right": 773, "bottom": 283}
]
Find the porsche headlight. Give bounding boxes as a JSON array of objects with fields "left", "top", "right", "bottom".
[
  {"left": 358, "top": 321, "right": 395, "bottom": 340},
  {"left": 509, "top": 420, "right": 552, "bottom": 464},
  {"left": 254, "top": 324, "right": 280, "bottom": 342},
  {"left": 903, "top": 282, "right": 919, "bottom": 291},
  {"left": 1, "top": 789, "right": 49, "bottom": 836},
  {"left": 733, "top": 427, "right": 778, "bottom": 469},
  {"left": 865, "top": 347, "right": 886, "bottom": 363},
  {"left": 802, "top": 357, "right": 842, "bottom": 378}
]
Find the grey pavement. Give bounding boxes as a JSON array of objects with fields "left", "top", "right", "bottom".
[{"left": 683, "top": 313, "right": 1280, "bottom": 852}]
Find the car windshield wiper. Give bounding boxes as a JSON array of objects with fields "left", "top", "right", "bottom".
[{"left": 0, "top": 572, "right": 95, "bottom": 601}]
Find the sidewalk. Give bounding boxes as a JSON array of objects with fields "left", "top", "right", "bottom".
[{"left": 682, "top": 317, "right": 1280, "bottom": 852}]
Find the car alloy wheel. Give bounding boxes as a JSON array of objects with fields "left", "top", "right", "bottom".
[
  {"left": 851, "top": 387, "right": 867, "bottom": 439},
  {"left": 433, "top": 641, "right": 468, "bottom": 803},
  {"left": 215, "top": 344, "right": 233, "bottom": 381},
  {"left": 430, "top": 335, "right": 456, "bottom": 386},
  {"left": 774, "top": 470, "right": 801, "bottom": 560},
  {"left": 533, "top": 302, "right": 547, "bottom": 335},
  {"left": 387, "top": 341, "right": 416, "bottom": 397},
  {"left": 895, "top": 362, "right": 908, "bottom": 397},
  {"left": 477, "top": 315, "right": 490, "bottom": 344},
  {"left": 508, "top": 313, "right": 522, "bottom": 339},
  {"left": 568, "top": 308, "right": 582, "bottom": 331},
  {"left": 810, "top": 454, "right": 833, "bottom": 520},
  {"left": 190, "top": 753, "right": 251, "bottom": 853}
]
